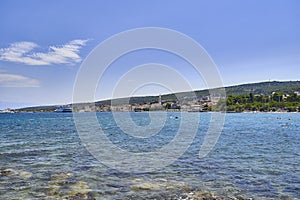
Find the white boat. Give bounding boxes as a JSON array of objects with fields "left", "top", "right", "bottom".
[
  {"left": 55, "top": 107, "right": 72, "bottom": 112},
  {"left": 0, "top": 109, "right": 15, "bottom": 113}
]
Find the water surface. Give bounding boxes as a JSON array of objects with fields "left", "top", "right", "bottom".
[{"left": 0, "top": 112, "right": 299, "bottom": 199}]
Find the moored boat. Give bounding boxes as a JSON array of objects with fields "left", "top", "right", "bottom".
[{"left": 55, "top": 107, "right": 72, "bottom": 112}]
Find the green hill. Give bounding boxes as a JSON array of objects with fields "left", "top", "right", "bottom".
[
  {"left": 16, "top": 80, "right": 300, "bottom": 112},
  {"left": 225, "top": 81, "right": 300, "bottom": 96},
  {"left": 126, "top": 81, "right": 300, "bottom": 103}
]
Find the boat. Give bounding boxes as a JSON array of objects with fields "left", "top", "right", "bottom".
[
  {"left": 55, "top": 107, "right": 72, "bottom": 112},
  {"left": 0, "top": 109, "right": 15, "bottom": 114}
]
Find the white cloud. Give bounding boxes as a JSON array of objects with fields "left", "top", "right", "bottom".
[
  {"left": 0, "top": 73, "right": 40, "bottom": 87},
  {"left": 0, "top": 39, "right": 89, "bottom": 65}
]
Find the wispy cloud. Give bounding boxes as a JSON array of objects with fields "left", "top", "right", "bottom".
[
  {"left": 0, "top": 39, "right": 88, "bottom": 65},
  {"left": 0, "top": 73, "right": 40, "bottom": 87}
]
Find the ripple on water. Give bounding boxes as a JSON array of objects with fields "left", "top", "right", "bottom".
[{"left": 0, "top": 112, "right": 300, "bottom": 199}]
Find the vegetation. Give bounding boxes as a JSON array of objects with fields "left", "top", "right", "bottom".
[
  {"left": 219, "top": 92, "right": 300, "bottom": 112},
  {"left": 15, "top": 81, "right": 300, "bottom": 112},
  {"left": 225, "top": 81, "right": 300, "bottom": 96},
  {"left": 120, "top": 81, "right": 300, "bottom": 103}
]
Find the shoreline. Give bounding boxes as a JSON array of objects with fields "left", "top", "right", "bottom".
[{"left": 3, "top": 110, "right": 299, "bottom": 114}]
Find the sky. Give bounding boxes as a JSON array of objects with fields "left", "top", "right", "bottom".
[{"left": 0, "top": 0, "right": 299, "bottom": 109}]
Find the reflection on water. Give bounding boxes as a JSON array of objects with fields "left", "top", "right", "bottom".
[{"left": 0, "top": 112, "right": 299, "bottom": 199}]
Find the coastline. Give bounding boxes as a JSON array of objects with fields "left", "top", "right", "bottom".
[{"left": 2, "top": 110, "right": 299, "bottom": 114}]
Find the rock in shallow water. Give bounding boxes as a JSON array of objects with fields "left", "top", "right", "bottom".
[
  {"left": 0, "top": 168, "right": 18, "bottom": 176},
  {"left": 18, "top": 170, "right": 33, "bottom": 179},
  {"left": 68, "top": 181, "right": 91, "bottom": 196},
  {"left": 50, "top": 172, "right": 73, "bottom": 181},
  {"left": 45, "top": 171, "right": 96, "bottom": 200},
  {"left": 130, "top": 178, "right": 187, "bottom": 191},
  {"left": 65, "top": 192, "right": 95, "bottom": 200},
  {"left": 0, "top": 168, "right": 32, "bottom": 179},
  {"left": 178, "top": 190, "right": 253, "bottom": 200},
  {"left": 127, "top": 178, "right": 252, "bottom": 200}
]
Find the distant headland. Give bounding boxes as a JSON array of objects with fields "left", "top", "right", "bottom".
[{"left": 2, "top": 80, "right": 300, "bottom": 113}]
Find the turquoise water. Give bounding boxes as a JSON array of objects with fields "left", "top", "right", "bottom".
[{"left": 0, "top": 112, "right": 299, "bottom": 199}]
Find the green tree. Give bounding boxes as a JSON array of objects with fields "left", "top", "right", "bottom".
[
  {"left": 165, "top": 103, "right": 171, "bottom": 110},
  {"left": 287, "top": 93, "right": 298, "bottom": 102},
  {"left": 249, "top": 93, "right": 254, "bottom": 103}
]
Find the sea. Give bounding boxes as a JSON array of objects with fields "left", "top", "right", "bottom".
[{"left": 0, "top": 112, "right": 299, "bottom": 199}]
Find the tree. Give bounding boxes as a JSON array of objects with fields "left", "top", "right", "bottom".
[
  {"left": 271, "top": 92, "right": 284, "bottom": 102},
  {"left": 287, "top": 93, "right": 298, "bottom": 102},
  {"left": 287, "top": 106, "right": 296, "bottom": 112},
  {"left": 165, "top": 103, "right": 171, "bottom": 110},
  {"left": 202, "top": 104, "right": 209, "bottom": 111},
  {"left": 226, "top": 95, "right": 234, "bottom": 105},
  {"left": 249, "top": 93, "right": 254, "bottom": 103}
]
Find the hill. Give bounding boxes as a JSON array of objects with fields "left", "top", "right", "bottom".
[
  {"left": 15, "top": 80, "right": 300, "bottom": 112},
  {"left": 225, "top": 81, "right": 300, "bottom": 96}
]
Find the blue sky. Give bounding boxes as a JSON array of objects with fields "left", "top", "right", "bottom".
[{"left": 0, "top": 0, "right": 299, "bottom": 109}]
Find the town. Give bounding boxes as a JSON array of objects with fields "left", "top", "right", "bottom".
[
  {"left": 71, "top": 94, "right": 221, "bottom": 112},
  {"left": 2, "top": 81, "right": 300, "bottom": 113}
]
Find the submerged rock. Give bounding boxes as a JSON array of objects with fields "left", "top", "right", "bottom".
[
  {"left": 64, "top": 181, "right": 95, "bottom": 200},
  {"left": 48, "top": 172, "right": 74, "bottom": 187},
  {"left": 46, "top": 171, "right": 74, "bottom": 199},
  {"left": 0, "top": 168, "right": 32, "bottom": 179},
  {"left": 50, "top": 172, "right": 73, "bottom": 181},
  {"left": 65, "top": 192, "right": 95, "bottom": 200},
  {"left": 68, "top": 181, "right": 91, "bottom": 196},
  {"left": 178, "top": 190, "right": 253, "bottom": 200},
  {"left": 0, "top": 168, "right": 18, "bottom": 176},
  {"left": 128, "top": 178, "right": 252, "bottom": 200},
  {"left": 130, "top": 178, "right": 186, "bottom": 191},
  {"left": 45, "top": 171, "right": 95, "bottom": 200},
  {"left": 18, "top": 170, "right": 33, "bottom": 179}
]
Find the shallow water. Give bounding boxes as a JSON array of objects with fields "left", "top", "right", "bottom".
[{"left": 0, "top": 112, "right": 299, "bottom": 199}]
